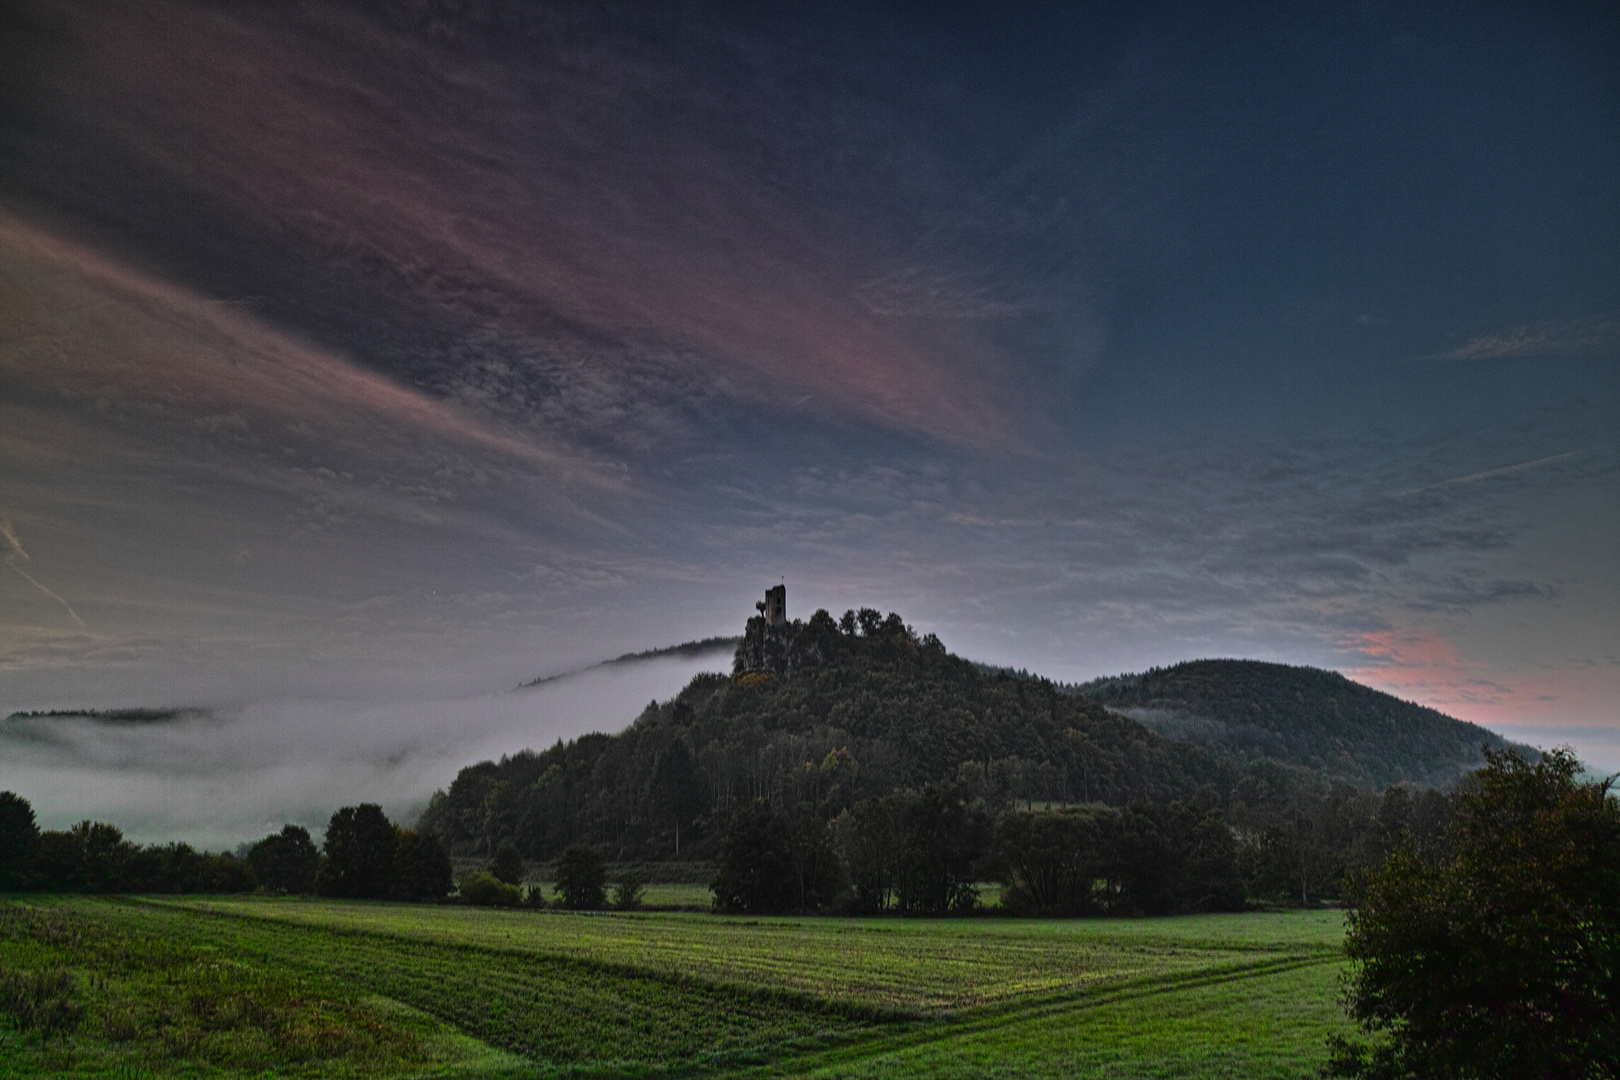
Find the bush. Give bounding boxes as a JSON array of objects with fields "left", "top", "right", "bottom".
[
  {"left": 553, "top": 846, "right": 607, "bottom": 910},
  {"left": 490, "top": 841, "right": 525, "bottom": 887},
  {"left": 457, "top": 871, "right": 521, "bottom": 907},
  {"left": 611, "top": 872, "right": 645, "bottom": 911}
]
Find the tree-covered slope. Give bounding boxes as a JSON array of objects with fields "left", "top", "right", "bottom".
[
  {"left": 1075, "top": 659, "right": 1511, "bottom": 788},
  {"left": 422, "top": 611, "right": 1228, "bottom": 860}
]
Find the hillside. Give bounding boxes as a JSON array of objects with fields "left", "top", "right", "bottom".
[
  {"left": 421, "top": 600, "right": 1514, "bottom": 862},
  {"left": 422, "top": 607, "right": 1227, "bottom": 860},
  {"left": 1075, "top": 659, "right": 1511, "bottom": 788}
]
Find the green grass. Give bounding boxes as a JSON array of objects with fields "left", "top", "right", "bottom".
[
  {"left": 165, "top": 898, "right": 1336, "bottom": 1014},
  {"left": 0, "top": 901, "right": 494, "bottom": 1078},
  {"left": 2, "top": 897, "right": 1351, "bottom": 1078},
  {"left": 746, "top": 960, "right": 1352, "bottom": 1078}
]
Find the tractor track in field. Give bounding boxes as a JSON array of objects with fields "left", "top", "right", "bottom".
[{"left": 699, "top": 954, "right": 1342, "bottom": 1079}]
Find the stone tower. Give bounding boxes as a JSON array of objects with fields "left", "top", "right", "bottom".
[
  {"left": 759, "top": 584, "right": 786, "bottom": 628},
  {"left": 737, "top": 584, "right": 791, "bottom": 675}
]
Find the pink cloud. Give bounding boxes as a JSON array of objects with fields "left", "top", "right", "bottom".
[
  {"left": 1343, "top": 628, "right": 1618, "bottom": 731},
  {"left": 0, "top": 210, "right": 607, "bottom": 484},
  {"left": 52, "top": 0, "right": 1023, "bottom": 447}
]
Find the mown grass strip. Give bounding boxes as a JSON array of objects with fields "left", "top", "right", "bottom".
[
  {"left": 707, "top": 953, "right": 1342, "bottom": 1078},
  {"left": 61, "top": 897, "right": 887, "bottom": 1069},
  {"left": 162, "top": 898, "right": 1311, "bottom": 1014},
  {"left": 727, "top": 958, "right": 1354, "bottom": 1079}
]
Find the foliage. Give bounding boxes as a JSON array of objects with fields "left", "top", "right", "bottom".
[
  {"left": 455, "top": 871, "right": 520, "bottom": 906},
  {"left": 391, "top": 828, "right": 452, "bottom": 901},
  {"left": 998, "top": 801, "right": 1245, "bottom": 917},
  {"left": 488, "top": 840, "right": 524, "bottom": 887},
  {"left": 1077, "top": 659, "right": 1513, "bottom": 788},
  {"left": 611, "top": 872, "right": 645, "bottom": 910},
  {"left": 711, "top": 800, "right": 795, "bottom": 914},
  {"left": 18, "top": 814, "right": 255, "bottom": 895},
  {"left": 552, "top": 844, "right": 607, "bottom": 909},
  {"left": 1328, "top": 748, "right": 1620, "bottom": 1079},
  {"left": 419, "top": 607, "right": 1229, "bottom": 864},
  {"left": 247, "top": 824, "right": 320, "bottom": 895},
  {"left": 317, "top": 804, "right": 397, "bottom": 900},
  {"left": 0, "top": 792, "right": 40, "bottom": 891}
]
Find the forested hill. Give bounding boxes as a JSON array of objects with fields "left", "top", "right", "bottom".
[
  {"left": 422, "top": 611, "right": 1227, "bottom": 860},
  {"left": 1074, "top": 659, "right": 1512, "bottom": 788}
]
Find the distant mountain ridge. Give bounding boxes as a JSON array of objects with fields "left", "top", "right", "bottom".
[{"left": 1074, "top": 659, "right": 1514, "bottom": 788}]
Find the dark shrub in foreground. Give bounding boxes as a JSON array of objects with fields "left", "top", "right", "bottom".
[{"left": 1328, "top": 747, "right": 1620, "bottom": 1078}]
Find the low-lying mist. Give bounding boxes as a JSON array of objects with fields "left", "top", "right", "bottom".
[{"left": 0, "top": 654, "right": 724, "bottom": 850}]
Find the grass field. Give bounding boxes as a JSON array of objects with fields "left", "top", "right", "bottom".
[{"left": 0, "top": 897, "right": 1351, "bottom": 1078}]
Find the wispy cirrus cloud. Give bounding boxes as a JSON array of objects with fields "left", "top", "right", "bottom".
[
  {"left": 1424, "top": 316, "right": 1620, "bottom": 361},
  {"left": 25, "top": 0, "right": 1027, "bottom": 448}
]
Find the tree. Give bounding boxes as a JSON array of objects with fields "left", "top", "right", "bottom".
[
  {"left": 998, "top": 808, "right": 1103, "bottom": 915},
  {"left": 1328, "top": 748, "right": 1620, "bottom": 1078},
  {"left": 34, "top": 822, "right": 136, "bottom": 893},
  {"left": 650, "top": 739, "right": 703, "bottom": 856},
  {"left": 248, "top": 824, "right": 320, "bottom": 895},
  {"left": 894, "top": 785, "right": 990, "bottom": 914},
  {"left": 711, "top": 800, "right": 793, "bottom": 914},
  {"left": 834, "top": 796, "right": 904, "bottom": 913},
  {"left": 317, "top": 804, "right": 398, "bottom": 899},
  {"left": 489, "top": 840, "right": 524, "bottom": 887},
  {"left": 394, "top": 829, "right": 453, "bottom": 901},
  {"left": 553, "top": 845, "right": 607, "bottom": 910},
  {"left": 0, "top": 792, "right": 40, "bottom": 891},
  {"left": 612, "top": 872, "right": 645, "bottom": 910}
]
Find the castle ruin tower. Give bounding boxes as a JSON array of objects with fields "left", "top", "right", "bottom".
[{"left": 761, "top": 584, "right": 786, "bottom": 628}]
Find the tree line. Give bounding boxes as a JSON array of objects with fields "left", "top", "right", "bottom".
[
  {"left": 702, "top": 775, "right": 1449, "bottom": 916},
  {"left": 0, "top": 793, "right": 451, "bottom": 901}
]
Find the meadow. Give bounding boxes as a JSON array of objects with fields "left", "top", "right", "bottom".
[{"left": 0, "top": 897, "right": 1351, "bottom": 1078}]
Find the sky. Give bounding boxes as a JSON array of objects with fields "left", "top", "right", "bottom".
[{"left": 1, "top": 0, "right": 1616, "bottom": 840}]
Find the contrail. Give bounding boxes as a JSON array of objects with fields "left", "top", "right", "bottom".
[
  {"left": 1396, "top": 450, "right": 1590, "bottom": 497},
  {"left": 0, "top": 518, "right": 26, "bottom": 561},
  {"left": 1, "top": 516, "right": 87, "bottom": 627}
]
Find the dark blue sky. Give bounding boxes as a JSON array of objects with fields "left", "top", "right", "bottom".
[{"left": 1, "top": 0, "right": 1616, "bottom": 834}]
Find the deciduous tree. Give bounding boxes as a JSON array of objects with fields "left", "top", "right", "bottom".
[{"left": 1328, "top": 748, "right": 1620, "bottom": 1078}]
